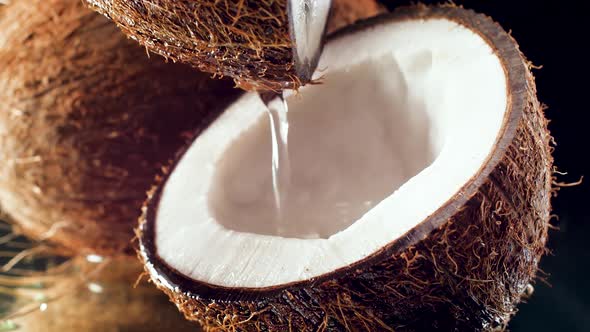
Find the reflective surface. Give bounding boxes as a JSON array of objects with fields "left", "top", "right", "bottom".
[{"left": 0, "top": 221, "right": 198, "bottom": 332}]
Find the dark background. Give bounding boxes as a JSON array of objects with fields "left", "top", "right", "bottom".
[{"left": 380, "top": 1, "right": 590, "bottom": 331}]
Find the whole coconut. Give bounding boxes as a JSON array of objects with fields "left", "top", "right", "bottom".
[
  {"left": 0, "top": 0, "right": 239, "bottom": 256},
  {"left": 85, "top": 0, "right": 383, "bottom": 90}
]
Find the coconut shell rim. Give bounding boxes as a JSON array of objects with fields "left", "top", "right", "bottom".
[{"left": 138, "top": 4, "right": 527, "bottom": 302}]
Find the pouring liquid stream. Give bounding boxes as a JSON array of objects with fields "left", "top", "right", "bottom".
[
  {"left": 259, "top": 0, "right": 332, "bottom": 237},
  {"left": 264, "top": 94, "right": 292, "bottom": 236}
]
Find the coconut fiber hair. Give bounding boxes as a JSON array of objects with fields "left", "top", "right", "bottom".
[{"left": 85, "top": 0, "right": 381, "bottom": 91}]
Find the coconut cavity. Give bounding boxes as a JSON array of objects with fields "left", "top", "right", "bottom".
[
  {"left": 141, "top": 6, "right": 552, "bottom": 331},
  {"left": 85, "top": 0, "right": 382, "bottom": 90},
  {"left": 0, "top": 0, "right": 239, "bottom": 255},
  {"left": 151, "top": 14, "right": 506, "bottom": 288},
  {"left": 211, "top": 57, "right": 436, "bottom": 239}
]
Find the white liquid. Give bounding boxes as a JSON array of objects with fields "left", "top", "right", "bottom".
[
  {"left": 264, "top": 93, "right": 292, "bottom": 236},
  {"left": 214, "top": 59, "right": 435, "bottom": 239}
]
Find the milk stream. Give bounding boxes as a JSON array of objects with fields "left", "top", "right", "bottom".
[
  {"left": 263, "top": 93, "right": 292, "bottom": 236},
  {"left": 260, "top": 0, "right": 331, "bottom": 237}
]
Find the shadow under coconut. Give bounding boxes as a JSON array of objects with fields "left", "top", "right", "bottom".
[{"left": 210, "top": 56, "right": 437, "bottom": 239}]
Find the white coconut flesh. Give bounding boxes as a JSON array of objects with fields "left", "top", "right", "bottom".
[{"left": 154, "top": 18, "right": 508, "bottom": 288}]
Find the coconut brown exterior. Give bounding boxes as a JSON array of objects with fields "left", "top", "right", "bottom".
[
  {"left": 138, "top": 5, "right": 553, "bottom": 331},
  {"left": 84, "top": 0, "right": 382, "bottom": 91},
  {"left": 0, "top": 0, "right": 239, "bottom": 256}
]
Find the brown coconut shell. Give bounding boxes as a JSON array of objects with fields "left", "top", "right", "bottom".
[
  {"left": 8, "top": 256, "right": 200, "bottom": 332},
  {"left": 0, "top": 0, "right": 240, "bottom": 256},
  {"left": 84, "top": 0, "right": 383, "bottom": 91},
  {"left": 138, "top": 5, "right": 553, "bottom": 331}
]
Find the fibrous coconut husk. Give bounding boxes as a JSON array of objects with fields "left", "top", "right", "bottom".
[
  {"left": 0, "top": 0, "right": 240, "bottom": 256},
  {"left": 85, "top": 0, "right": 383, "bottom": 91}
]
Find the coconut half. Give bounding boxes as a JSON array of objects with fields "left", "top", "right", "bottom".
[
  {"left": 139, "top": 6, "right": 552, "bottom": 331},
  {"left": 85, "top": 0, "right": 382, "bottom": 90}
]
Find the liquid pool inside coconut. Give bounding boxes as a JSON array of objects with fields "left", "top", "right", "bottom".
[
  {"left": 155, "top": 18, "right": 506, "bottom": 288},
  {"left": 215, "top": 56, "right": 437, "bottom": 239}
]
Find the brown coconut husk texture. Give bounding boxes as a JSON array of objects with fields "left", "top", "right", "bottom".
[
  {"left": 85, "top": 0, "right": 383, "bottom": 91},
  {"left": 138, "top": 5, "right": 554, "bottom": 331},
  {"left": 0, "top": 0, "right": 240, "bottom": 256},
  {"left": 6, "top": 256, "right": 200, "bottom": 332}
]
